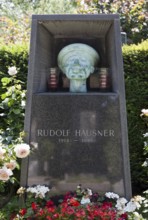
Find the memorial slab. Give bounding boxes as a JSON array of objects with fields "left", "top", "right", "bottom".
[{"left": 21, "top": 14, "right": 132, "bottom": 199}]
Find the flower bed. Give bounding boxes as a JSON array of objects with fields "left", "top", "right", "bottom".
[{"left": 10, "top": 185, "right": 148, "bottom": 220}]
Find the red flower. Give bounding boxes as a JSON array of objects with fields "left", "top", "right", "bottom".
[
  {"left": 63, "top": 191, "right": 73, "bottom": 202},
  {"left": 64, "top": 206, "right": 75, "bottom": 215},
  {"left": 46, "top": 200, "right": 54, "bottom": 207},
  {"left": 31, "top": 202, "right": 38, "bottom": 210},
  {"left": 19, "top": 208, "right": 27, "bottom": 216},
  {"left": 120, "top": 213, "right": 128, "bottom": 219},
  {"left": 102, "top": 201, "right": 113, "bottom": 209},
  {"left": 38, "top": 208, "right": 44, "bottom": 216},
  {"left": 69, "top": 198, "right": 80, "bottom": 207},
  {"left": 75, "top": 209, "right": 86, "bottom": 218},
  {"left": 47, "top": 207, "right": 56, "bottom": 213},
  {"left": 53, "top": 213, "right": 60, "bottom": 218},
  {"left": 46, "top": 217, "right": 52, "bottom": 220}
]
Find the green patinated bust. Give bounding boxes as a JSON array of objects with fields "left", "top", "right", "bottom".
[{"left": 57, "top": 43, "right": 99, "bottom": 92}]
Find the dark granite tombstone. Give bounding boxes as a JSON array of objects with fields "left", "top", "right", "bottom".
[{"left": 21, "top": 14, "right": 132, "bottom": 199}]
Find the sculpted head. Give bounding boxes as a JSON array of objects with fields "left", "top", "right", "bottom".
[
  {"left": 63, "top": 56, "right": 94, "bottom": 80},
  {"left": 57, "top": 43, "right": 99, "bottom": 92}
]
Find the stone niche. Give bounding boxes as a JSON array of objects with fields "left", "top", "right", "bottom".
[{"left": 21, "top": 14, "right": 132, "bottom": 199}]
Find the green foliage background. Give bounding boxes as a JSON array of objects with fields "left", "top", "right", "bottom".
[
  {"left": 0, "top": 0, "right": 147, "bottom": 44},
  {"left": 0, "top": 40, "right": 148, "bottom": 194},
  {"left": 75, "top": 0, "right": 148, "bottom": 44},
  {"left": 0, "top": 44, "right": 28, "bottom": 85},
  {"left": 123, "top": 40, "right": 148, "bottom": 193},
  {"left": 0, "top": 44, "right": 28, "bottom": 143}
]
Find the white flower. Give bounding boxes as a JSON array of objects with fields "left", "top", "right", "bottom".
[
  {"left": 143, "top": 199, "right": 148, "bottom": 207},
  {"left": 4, "top": 160, "right": 17, "bottom": 170},
  {"left": 27, "top": 187, "right": 37, "bottom": 194},
  {"left": 116, "top": 197, "right": 128, "bottom": 211},
  {"left": 0, "top": 146, "right": 6, "bottom": 159},
  {"left": 133, "top": 195, "right": 145, "bottom": 203},
  {"left": 105, "top": 192, "right": 119, "bottom": 199},
  {"left": 0, "top": 166, "right": 13, "bottom": 181},
  {"left": 143, "top": 133, "right": 148, "bottom": 138},
  {"left": 87, "top": 188, "right": 92, "bottom": 196},
  {"left": 130, "top": 196, "right": 145, "bottom": 209},
  {"left": 8, "top": 66, "right": 17, "bottom": 76},
  {"left": 141, "top": 109, "right": 148, "bottom": 116},
  {"left": 14, "top": 143, "right": 30, "bottom": 158},
  {"left": 0, "top": 113, "right": 5, "bottom": 116},
  {"left": 77, "top": 184, "right": 81, "bottom": 189},
  {"left": 144, "top": 190, "right": 148, "bottom": 194},
  {"left": 124, "top": 201, "right": 137, "bottom": 212},
  {"left": 21, "top": 100, "right": 26, "bottom": 107},
  {"left": 27, "top": 185, "right": 50, "bottom": 198},
  {"left": 11, "top": 86, "right": 15, "bottom": 92},
  {"left": 131, "top": 28, "right": 140, "bottom": 33},
  {"left": 21, "top": 92, "right": 26, "bottom": 98},
  {"left": 81, "top": 196, "right": 91, "bottom": 205},
  {"left": 142, "top": 160, "right": 148, "bottom": 167},
  {"left": 132, "top": 211, "right": 144, "bottom": 220},
  {"left": 17, "top": 187, "right": 26, "bottom": 195}
]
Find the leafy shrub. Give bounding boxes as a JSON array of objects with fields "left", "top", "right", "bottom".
[
  {"left": 0, "top": 44, "right": 28, "bottom": 87},
  {"left": 123, "top": 40, "right": 148, "bottom": 193},
  {"left": 0, "top": 0, "right": 76, "bottom": 45},
  {"left": 75, "top": 0, "right": 148, "bottom": 44},
  {"left": 0, "top": 44, "right": 28, "bottom": 143},
  {"left": 0, "top": 45, "right": 29, "bottom": 205}
]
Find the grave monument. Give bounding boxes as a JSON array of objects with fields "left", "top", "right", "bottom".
[{"left": 21, "top": 14, "right": 132, "bottom": 199}]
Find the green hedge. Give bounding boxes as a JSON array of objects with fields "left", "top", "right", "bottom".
[
  {"left": 0, "top": 41, "right": 148, "bottom": 194},
  {"left": 0, "top": 44, "right": 28, "bottom": 100},
  {"left": 123, "top": 40, "right": 148, "bottom": 194},
  {"left": 0, "top": 44, "right": 28, "bottom": 142},
  {"left": 0, "top": 44, "right": 28, "bottom": 88}
]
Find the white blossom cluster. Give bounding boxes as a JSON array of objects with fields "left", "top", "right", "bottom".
[
  {"left": 116, "top": 195, "right": 147, "bottom": 214},
  {"left": 0, "top": 143, "right": 30, "bottom": 181},
  {"left": 115, "top": 197, "right": 128, "bottom": 212},
  {"left": 105, "top": 192, "right": 120, "bottom": 199},
  {"left": 105, "top": 191, "right": 148, "bottom": 217},
  {"left": 27, "top": 185, "right": 50, "bottom": 198}
]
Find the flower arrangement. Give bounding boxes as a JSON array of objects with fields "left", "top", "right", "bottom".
[
  {"left": 0, "top": 142, "right": 30, "bottom": 182},
  {"left": 10, "top": 184, "right": 148, "bottom": 220}
]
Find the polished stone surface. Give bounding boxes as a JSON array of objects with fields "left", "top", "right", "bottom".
[{"left": 28, "top": 93, "right": 124, "bottom": 195}]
